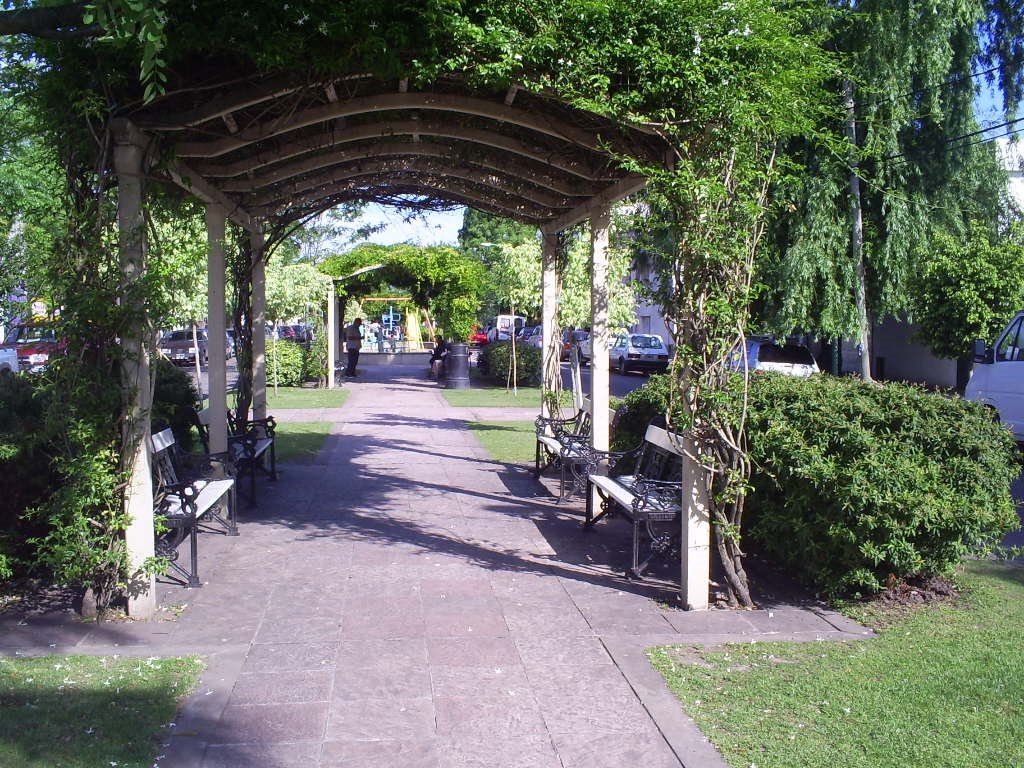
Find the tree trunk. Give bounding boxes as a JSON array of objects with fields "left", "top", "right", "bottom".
[{"left": 843, "top": 79, "right": 872, "bottom": 381}]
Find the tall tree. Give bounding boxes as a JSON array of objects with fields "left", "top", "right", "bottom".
[{"left": 759, "top": 0, "right": 1024, "bottom": 376}]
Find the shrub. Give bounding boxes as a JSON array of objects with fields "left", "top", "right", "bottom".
[
  {"left": 151, "top": 357, "right": 199, "bottom": 450},
  {"left": 480, "top": 341, "right": 542, "bottom": 385},
  {"left": 745, "top": 374, "right": 1020, "bottom": 598},
  {"left": 302, "top": 330, "right": 328, "bottom": 384},
  {"left": 610, "top": 372, "right": 1021, "bottom": 599},
  {"left": 267, "top": 339, "right": 305, "bottom": 387}
]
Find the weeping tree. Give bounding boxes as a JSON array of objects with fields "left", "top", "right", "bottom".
[{"left": 759, "top": 0, "right": 1024, "bottom": 371}]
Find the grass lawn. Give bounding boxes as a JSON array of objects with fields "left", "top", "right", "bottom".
[
  {"left": 265, "top": 386, "right": 349, "bottom": 409},
  {"left": 648, "top": 560, "right": 1024, "bottom": 768},
  {"left": 274, "top": 421, "right": 332, "bottom": 463},
  {"left": 0, "top": 654, "right": 203, "bottom": 768},
  {"left": 442, "top": 385, "right": 572, "bottom": 409},
  {"left": 467, "top": 420, "right": 536, "bottom": 464}
]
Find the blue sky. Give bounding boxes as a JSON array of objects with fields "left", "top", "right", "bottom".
[{"left": 351, "top": 203, "right": 464, "bottom": 247}]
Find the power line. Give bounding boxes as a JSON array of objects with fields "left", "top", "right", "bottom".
[{"left": 882, "top": 116, "right": 1024, "bottom": 162}]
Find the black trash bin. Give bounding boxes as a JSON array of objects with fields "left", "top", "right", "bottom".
[{"left": 445, "top": 342, "right": 471, "bottom": 390}]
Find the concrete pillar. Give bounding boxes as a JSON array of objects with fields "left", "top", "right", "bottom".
[
  {"left": 251, "top": 230, "right": 267, "bottom": 420},
  {"left": 681, "top": 443, "right": 711, "bottom": 610},
  {"left": 113, "top": 122, "right": 155, "bottom": 619},
  {"left": 205, "top": 206, "right": 228, "bottom": 453},
  {"left": 540, "top": 230, "right": 561, "bottom": 418},
  {"left": 589, "top": 205, "right": 611, "bottom": 453},
  {"left": 326, "top": 282, "right": 336, "bottom": 389}
]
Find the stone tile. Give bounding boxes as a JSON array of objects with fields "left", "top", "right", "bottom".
[
  {"left": 227, "top": 669, "right": 333, "bottom": 706},
  {"left": 254, "top": 615, "right": 343, "bottom": 644},
  {"left": 502, "top": 604, "right": 593, "bottom": 636},
  {"left": 333, "top": 661, "right": 432, "bottom": 700},
  {"left": 514, "top": 636, "right": 614, "bottom": 669},
  {"left": 551, "top": 730, "right": 683, "bottom": 768},
  {"left": 423, "top": 606, "right": 509, "bottom": 638},
  {"left": 434, "top": 693, "right": 547, "bottom": 736},
  {"left": 210, "top": 701, "right": 329, "bottom": 744},
  {"left": 202, "top": 741, "right": 322, "bottom": 768},
  {"left": 430, "top": 664, "right": 533, "bottom": 699},
  {"left": 325, "top": 696, "right": 435, "bottom": 741},
  {"left": 661, "top": 608, "right": 759, "bottom": 635},
  {"left": 320, "top": 738, "right": 443, "bottom": 768},
  {"left": 427, "top": 636, "right": 522, "bottom": 667},
  {"left": 745, "top": 608, "right": 843, "bottom": 635},
  {"left": 336, "top": 637, "right": 429, "bottom": 667},
  {"left": 538, "top": 693, "right": 656, "bottom": 735},
  {"left": 441, "top": 733, "right": 563, "bottom": 768},
  {"left": 241, "top": 641, "right": 339, "bottom": 674}
]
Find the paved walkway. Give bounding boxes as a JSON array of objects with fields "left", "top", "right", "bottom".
[{"left": 0, "top": 366, "right": 869, "bottom": 768}]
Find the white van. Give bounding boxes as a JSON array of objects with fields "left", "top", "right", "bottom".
[
  {"left": 486, "top": 314, "right": 526, "bottom": 342},
  {"left": 965, "top": 311, "right": 1024, "bottom": 439}
]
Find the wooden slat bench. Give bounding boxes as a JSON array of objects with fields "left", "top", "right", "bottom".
[
  {"left": 151, "top": 428, "right": 238, "bottom": 587},
  {"left": 583, "top": 424, "right": 685, "bottom": 579},
  {"left": 535, "top": 397, "right": 619, "bottom": 502},
  {"left": 194, "top": 408, "right": 277, "bottom": 507}
]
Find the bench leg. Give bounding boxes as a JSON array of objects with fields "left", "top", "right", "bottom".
[
  {"left": 226, "top": 486, "right": 239, "bottom": 536},
  {"left": 269, "top": 441, "right": 277, "bottom": 480},
  {"left": 186, "top": 524, "right": 201, "bottom": 588},
  {"left": 627, "top": 518, "right": 642, "bottom": 579}
]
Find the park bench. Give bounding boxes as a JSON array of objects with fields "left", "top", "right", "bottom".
[
  {"left": 150, "top": 428, "right": 238, "bottom": 588},
  {"left": 194, "top": 407, "right": 277, "bottom": 506},
  {"left": 534, "top": 397, "right": 619, "bottom": 502},
  {"left": 582, "top": 423, "right": 685, "bottom": 579}
]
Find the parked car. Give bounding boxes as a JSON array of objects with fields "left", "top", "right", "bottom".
[
  {"left": 967, "top": 311, "right": 1024, "bottom": 440},
  {"left": 486, "top": 314, "right": 526, "bottom": 342},
  {"left": 610, "top": 333, "right": 671, "bottom": 375},
  {"left": 522, "top": 326, "right": 544, "bottom": 348},
  {"left": 160, "top": 329, "right": 209, "bottom": 365},
  {"left": 0, "top": 323, "right": 64, "bottom": 372},
  {"left": 468, "top": 326, "right": 489, "bottom": 345},
  {"left": 729, "top": 337, "right": 820, "bottom": 378},
  {"left": 562, "top": 329, "right": 590, "bottom": 361},
  {"left": 0, "top": 345, "right": 17, "bottom": 374}
]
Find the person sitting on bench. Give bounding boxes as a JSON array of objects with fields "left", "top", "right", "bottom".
[{"left": 429, "top": 336, "right": 449, "bottom": 378}]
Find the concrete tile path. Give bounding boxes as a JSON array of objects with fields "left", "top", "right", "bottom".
[{"left": 0, "top": 365, "right": 870, "bottom": 768}]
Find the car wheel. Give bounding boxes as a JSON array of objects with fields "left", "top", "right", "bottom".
[{"left": 617, "top": 357, "right": 628, "bottom": 375}]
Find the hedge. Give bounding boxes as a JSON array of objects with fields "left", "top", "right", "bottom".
[
  {"left": 479, "top": 341, "right": 542, "bottom": 385},
  {"left": 612, "top": 373, "right": 1020, "bottom": 598},
  {"left": 267, "top": 339, "right": 305, "bottom": 387}
]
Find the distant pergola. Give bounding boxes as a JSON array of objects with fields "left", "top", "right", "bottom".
[{"left": 109, "top": 71, "right": 709, "bottom": 616}]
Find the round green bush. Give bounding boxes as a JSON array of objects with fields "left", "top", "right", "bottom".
[
  {"left": 481, "top": 341, "right": 542, "bottom": 385},
  {"left": 151, "top": 357, "right": 199, "bottom": 449},
  {"left": 302, "top": 331, "right": 328, "bottom": 383},
  {"left": 611, "top": 372, "right": 1021, "bottom": 599},
  {"left": 744, "top": 374, "right": 1021, "bottom": 598},
  {"left": 268, "top": 339, "right": 305, "bottom": 387}
]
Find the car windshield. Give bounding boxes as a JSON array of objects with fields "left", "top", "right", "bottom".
[
  {"left": 162, "top": 330, "right": 206, "bottom": 343},
  {"left": 6, "top": 326, "right": 55, "bottom": 344},
  {"left": 630, "top": 335, "right": 663, "bottom": 349},
  {"left": 757, "top": 343, "right": 816, "bottom": 365}
]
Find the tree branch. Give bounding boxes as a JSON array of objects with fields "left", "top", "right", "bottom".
[{"left": 0, "top": 3, "right": 98, "bottom": 38}]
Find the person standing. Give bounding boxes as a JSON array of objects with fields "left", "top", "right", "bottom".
[{"left": 345, "top": 317, "right": 363, "bottom": 376}]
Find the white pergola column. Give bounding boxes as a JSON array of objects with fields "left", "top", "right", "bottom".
[
  {"left": 326, "top": 281, "right": 337, "bottom": 388},
  {"left": 113, "top": 124, "right": 155, "bottom": 619},
  {"left": 540, "top": 230, "right": 561, "bottom": 418},
  {"left": 589, "top": 205, "right": 612, "bottom": 505},
  {"left": 251, "top": 230, "right": 267, "bottom": 419},
  {"left": 681, "top": 439, "right": 711, "bottom": 610},
  {"left": 205, "top": 206, "right": 228, "bottom": 454}
]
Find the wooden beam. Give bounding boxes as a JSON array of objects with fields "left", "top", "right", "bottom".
[
  {"left": 253, "top": 175, "right": 552, "bottom": 222},
  {"left": 167, "top": 160, "right": 260, "bottom": 233},
  {"left": 245, "top": 158, "right": 572, "bottom": 210},
  {"left": 543, "top": 175, "right": 648, "bottom": 233},
  {"left": 504, "top": 85, "right": 520, "bottom": 105},
  {"left": 171, "top": 92, "right": 644, "bottom": 160},
  {"left": 222, "top": 112, "right": 238, "bottom": 134},
  {"left": 189, "top": 119, "right": 612, "bottom": 181},
  {"left": 217, "top": 140, "right": 598, "bottom": 197},
  {"left": 325, "top": 83, "right": 338, "bottom": 102},
  {"left": 398, "top": 78, "right": 409, "bottom": 93}
]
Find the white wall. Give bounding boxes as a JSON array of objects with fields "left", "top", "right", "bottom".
[
  {"left": 996, "top": 137, "right": 1024, "bottom": 210},
  {"left": 872, "top": 317, "right": 957, "bottom": 388}
]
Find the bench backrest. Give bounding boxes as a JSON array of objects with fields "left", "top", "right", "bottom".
[
  {"left": 634, "top": 424, "right": 684, "bottom": 482},
  {"left": 150, "top": 428, "right": 182, "bottom": 488}
]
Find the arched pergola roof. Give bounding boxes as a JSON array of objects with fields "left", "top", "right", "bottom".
[{"left": 116, "top": 72, "right": 669, "bottom": 233}]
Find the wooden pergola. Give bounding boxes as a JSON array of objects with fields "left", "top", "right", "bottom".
[{"left": 111, "top": 72, "right": 710, "bottom": 616}]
